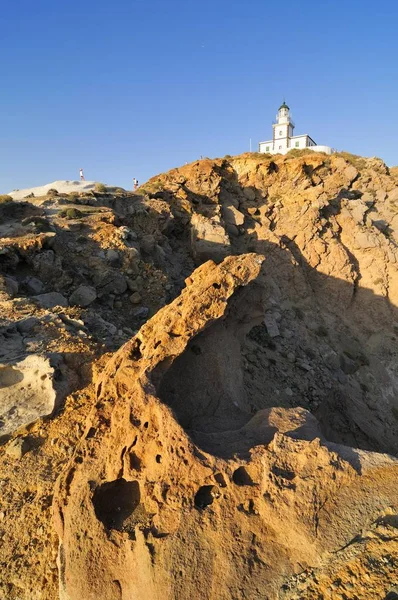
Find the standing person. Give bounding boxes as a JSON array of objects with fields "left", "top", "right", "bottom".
[
  {"left": 132, "top": 177, "right": 137, "bottom": 190},
  {"left": 80, "top": 168, "right": 85, "bottom": 181}
]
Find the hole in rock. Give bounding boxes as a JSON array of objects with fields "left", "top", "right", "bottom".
[
  {"left": 130, "top": 414, "right": 141, "bottom": 427},
  {"left": 155, "top": 293, "right": 259, "bottom": 455},
  {"left": 85, "top": 427, "right": 96, "bottom": 439},
  {"left": 156, "top": 454, "right": 162, "bottom": 463},
  {"left": 92, "top": 478, "right": 140, "bottom": 530},
  {"left": 161, "top": 484, "right": 169, "bottom": 501},
  {"left": 153, "top": 285, "right": 273, "bottom": 458},
  {"left": 232, "top": 466, "right": 254, "bottom": 486},
  {"left": 194, "top": 485, "right": 216, "bottom": 509},
  {"left": 129, "top": 453, "right": 142, "bottom": 471},
  {"left": 214, "top": 472, "right": 227, "bottom": 487},
  {"left": 130, "top": 339, "right": 142, "bottom": 361},
  {"left": 112, "top": 580, "right": 123, "bottom": 598}
]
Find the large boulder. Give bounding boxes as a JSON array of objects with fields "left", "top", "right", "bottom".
[
  {"left": 0, "top": 355, "right": 57, "bottom": 436},
  {"left": 32, "top": 249, "right": 63, "bottom": 281},
  {"left": 92, "top": 270, "right": 127, "bottom": 297},
  {"left": 0, "top": 275, "right": 18, "bottom": 299},
  {"left": 69, "top": 285, "right": 97, "bottom": 307},
  {"left": 34, "top": 292, "right": 68, "bottom": 308},
  {"left": 24, "top": 276, "right": 44, "bottom": 295},
  {"left": 140, "top": 234, "right": 156, "bottom": 254},
  {"left": 190, "top": 213, "right": 231, "bottom": 263}
]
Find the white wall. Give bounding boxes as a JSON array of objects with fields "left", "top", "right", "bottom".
[
  {"left": 308, "top": 145, "right": 334, "bottom": 155},
  {"left": 289, "top": 135, "right": 308, "bottom": 149},
  {"left": 259, "top": 141, "right": 273, "bottom": 153},
  {"left": 258, "top": 138, "right": 334, "bottom": 155},
  {"left": 275, "top": 139, "right": 288, "bottom": 153},
  {"left": 273, "top": 124, "right": 289, "bottom": 140}
]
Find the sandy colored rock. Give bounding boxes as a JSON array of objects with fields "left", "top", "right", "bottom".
[
  {"left": 53, "top": 254, "right": 398, "bottom": 600},
  {"left": 0, "top": 151, "right": 398, "bottom": 599},
  {"left": 190, "top": 213, "right": 231, "bottom": 263},
  {"left": 223, "top": 204, "right": 245, "bottom": 227},
  {"left": 5, "top": 437, "right": 29, "bottom": 459},
  {"left": 0, "top": 354, "right": 57, "bottom": 436}
]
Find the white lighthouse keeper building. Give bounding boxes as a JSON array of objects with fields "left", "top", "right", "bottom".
[{"left": 259, "top": 102, "right": 334, "bottom": 155}]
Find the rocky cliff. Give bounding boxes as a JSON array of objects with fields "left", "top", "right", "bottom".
[{"left": 0, "top": 150, "right": 397, "bottom": 599}]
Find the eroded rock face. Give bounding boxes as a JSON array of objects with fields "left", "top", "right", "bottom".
[
  {"left": 54, "top": 254, "right": 398, "bottom": 600},
  {"left": 144, "top": 153, "right": 398, "bottom": 456},
  {"left": 1, "top": 152, "right": 398, "bottom": 598}
]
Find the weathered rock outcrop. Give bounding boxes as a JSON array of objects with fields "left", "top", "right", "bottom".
[
  {"left": 54, "top": 254, "right": 398, "bottom": 600},
  {"left": 1, "top": 151, "right": 398, "bottom": 599},
  {"left": 140, "top": 152, "right": 398, "bottom": 457}
]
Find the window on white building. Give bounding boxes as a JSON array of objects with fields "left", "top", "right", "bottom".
[
  {"left": 279, "top": 146, "right": 282, "bottom": 150},
  {"left": 266, "top": 146, "right": 270, "bottom": 152},
  {"left": 295, "top": 142, "right": 299, "bottom": 148},
  {"left": 279, "top": 131, "right": 283, "bottom": 136}
]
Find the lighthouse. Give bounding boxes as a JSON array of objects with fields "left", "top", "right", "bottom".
[{"left": 258, "top": 102, "right": 334, "bottom": 155}]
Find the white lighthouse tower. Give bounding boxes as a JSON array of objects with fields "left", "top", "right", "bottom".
[
  {"left": 272, "top": 102, "right": 295, "bottom": 154},
  {"left": 259, "top": 101, "right": 334, "bottom": 155}
]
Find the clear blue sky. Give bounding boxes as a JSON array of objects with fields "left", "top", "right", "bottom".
[{"left": 1, "top": 0, "right": 398, "bottom": 192}]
